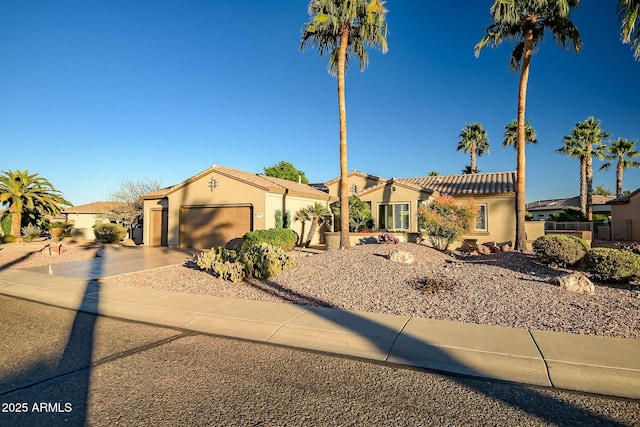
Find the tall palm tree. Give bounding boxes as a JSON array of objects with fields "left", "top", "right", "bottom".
[
  {"left": 599, "top": 137, "right": 640, "bottom": 197},
  {"left": 556, "top": 130, "right": 588, "bottom": 214},
  {"left": 457, "top": 123, "right": 490, "bottom": 173},
  {"left": 475, "top": 0, "right": 582, "bottom": 251},
  {"left": 0, "top": 170, "right": 71, "bottom": 237},
  {"left": 301, "top": 0, "right": 389, "bottom": 249},
  {"left": 619, "top": 0, "right": 640, "bottom": 59},
  {"left": 558, "top": 117, "right": 609, "bottom": 219},
  {"left": 503, "top": 119, "right": 537, "bottom": 149}
]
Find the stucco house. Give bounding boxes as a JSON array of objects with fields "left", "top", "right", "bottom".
[
  {"left": 141, "top": 165, "right": 336, "bottom": 249},
  {"left": 61, "top": 202, "right": 126, "bottom": 240},
  {"left": 323, "top": 170, "right": 517, "bottom": 246},
  {"left": 608, "top": 188, "right": 640, "bottom": 241}
]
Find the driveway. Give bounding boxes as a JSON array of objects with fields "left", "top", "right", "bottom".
[{"left": 23, "top": 246, "right": 200, "bottom": 280}]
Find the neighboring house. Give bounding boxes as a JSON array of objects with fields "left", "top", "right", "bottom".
[
  {"left": 61, "top": 202, "right": 125, "bottom": 240},
  {"left": 607, "top": 188, "right": 640, "bottom": 241},
  {"left": 140, "top": 165, "right": 336, "bottom": 249},
  {"left": 526, "top": 196, "right": 614, "bottom": 221},
  {"left": 322, "top": 170, "right": 517, "bottom": 245}
]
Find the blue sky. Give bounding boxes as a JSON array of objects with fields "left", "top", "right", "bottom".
[{"left": 1, "top": 1, "right": 638, "bottom": 206}]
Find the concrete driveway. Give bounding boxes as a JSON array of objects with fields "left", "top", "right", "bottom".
[{"left": 23, "top": 246, "right": 200, "bottom": 280}]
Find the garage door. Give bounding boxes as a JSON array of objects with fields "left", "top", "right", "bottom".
[{"left": 180, "top": 206, "right": 252, "bottom": 249}]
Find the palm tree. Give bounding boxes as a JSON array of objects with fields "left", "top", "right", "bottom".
[
  {"left": 556, "top": 131, "right": 588, "bottom": 214},
  {"left": 558, "top": 117, "right": 609, "bottom": 219},
  {"left": 0, "top": 170, "right": 71, "bottom": 237},
  {"left": 298, "top": 202, "right": 331, "bottom": 248},
  {"left": 503, "top": 119, "right": 537, "bottom": 149},
  {"left": 457, "top": 123, "right": 489, "bottom": 174},
  {"left": 475, "top": 0, "right": 582, "bottom": 251},
  {"left": 599, "top": 137, "right": 640, "bottom": 197},
  {"left": 619, "top": 0, "right": 640, "bottom": 59},
  {"left": 301, "top": 0, "right": 389, "bottom": 249},
  {"left": 461, "top": 165, "right": 481, "bottom": 174}
]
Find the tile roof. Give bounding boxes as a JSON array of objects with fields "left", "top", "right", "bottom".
[
  {"left": 324, "top": 169, "right": 386, "bottom": 186},
  {"left": 62, "top": 201, "right": 126, "bottom": 214},
  {"left": 356, "top": 178, "right": 432, "bottom": 197},
  {"left": 141, "top": 165, "right": 335, "bottom": 201},
  {"left": 398, "top": 171, "right": 516, "bottom": 196},
  {"left": 607, "top": 187, "right": 640, "bottom": 204}
]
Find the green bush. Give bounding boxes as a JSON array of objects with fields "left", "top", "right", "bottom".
[
  {"left": 586, "top": 248, "right": 640, "bottom": 283},
  {"left": 195, "top": 243, "right": 298, "bottom": 282},
  {"left": 93, "top": 223, "right": 127, "bottom": 243},
  {"left": 241, "top": 228, "right": 298, "bottom": 252},
  {"left": 417, "top": 194, "right": 478, "bottom": 250},
  {"left": 21, "top": 224, "right": 42, "bottom": 242},
  {"left": 532, "top": 234, "right": 589, "bottom": 267},
  {"left": 1, "top": 213, "right": 11, "bottom": 237},
  {"left": 1, "top": 235, "right": 17, "bottom": 243},
  {"left": 50, "top": 221, "right": 72, "bottom": 238}
]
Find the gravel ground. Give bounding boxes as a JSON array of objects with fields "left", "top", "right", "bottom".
[{"left": 2, "top": 241, "right": 639, "bottom": 339}]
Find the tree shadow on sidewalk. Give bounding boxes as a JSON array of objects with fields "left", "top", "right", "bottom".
[{"left": 248, "top": 277, "right": 627, "bottom": 426}]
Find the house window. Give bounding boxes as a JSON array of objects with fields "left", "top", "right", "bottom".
[
  {"left": 378, "top": 203, "right": 409, "bottom": 230},
  {"left": 475, "top": 204, "right": 487, "bottom": 231}
]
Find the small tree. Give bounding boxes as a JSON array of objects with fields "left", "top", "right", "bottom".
[
  {"left": 104, "top": 178, "right": 161, "bottom": 237},
  {"left": 296, "top": 202, "right": 331, "bottom": 248},
  {"left": 417, "top": 195, "right": 478, "bottom": 251},
  {"left": 264, "top": 161, "right": 309, "bottom": 184}
]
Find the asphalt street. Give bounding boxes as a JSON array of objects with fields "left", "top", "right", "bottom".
[{"left": 0, "top": 295, "right": 638, "bottom": 426}]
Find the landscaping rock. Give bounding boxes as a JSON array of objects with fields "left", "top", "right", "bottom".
[
  {"left": 388, "top": 249, "right": 414, "bottom": 264},
  {"left": 550, "top": 272, "right": 595, "bottom": 296},
  {"left": 475, "top": 244, "right": 492, "bottom": 255}
]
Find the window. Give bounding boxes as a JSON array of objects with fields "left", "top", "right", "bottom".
[
  {"left": 475, "top": 204, "right": 487, "bottom": 231},
  {"left": 378, "top": 203, "right": 409, "bottom": 230}
]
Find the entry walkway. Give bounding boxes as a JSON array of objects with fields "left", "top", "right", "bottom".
[{"left": 0, "top": 267, "right": 638, "bottom": 400}]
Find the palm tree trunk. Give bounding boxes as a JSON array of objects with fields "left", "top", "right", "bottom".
[
  {"left": 9, "top": 206, "right": 22, "bottom": 237},
  {"left": 586, "top": 146, "right": 593, "bottom": 220},
  {"left": 514, "top": 32, "right": 533, "bottom": 251},
  {"left": 579, "top": 157, "right": 587, "bottom": 214},
  {"left": 305, "top": 218, "right": 318, "bottom": 248},
  {"left": 338, "top": 25, "right": 351, "bottom": 249},
  {"left": 470, "top": 142, "right": 477, "bottom": 173},
  {"left": 616, "top": 160, "right": 624, "bottom": 197}
]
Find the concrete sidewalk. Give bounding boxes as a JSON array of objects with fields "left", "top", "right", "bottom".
[{"left": 0, "top": 268, "right": 638, "bottom": 400}]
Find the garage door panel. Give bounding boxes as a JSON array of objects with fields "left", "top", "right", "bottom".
[{"left": 180, "top": 206, "right": 251, "bottom": 249}]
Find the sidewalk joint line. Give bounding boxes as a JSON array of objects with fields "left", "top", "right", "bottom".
[
  {"left": 264, "top": 309, "right": 310, "bottom": 342},
  {"left": 528, "top": 328, "right": 554, "bottom": 388},
  {"left": 385, "top": 316, "right": 412, "bottom": 362}
]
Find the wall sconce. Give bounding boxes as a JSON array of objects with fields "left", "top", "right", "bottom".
[
  {"left": 208, "top": 177, "right": 217, "bottom": 192},
  {"left": 391, "top": 186, "right": 396, "bottom": 192}
]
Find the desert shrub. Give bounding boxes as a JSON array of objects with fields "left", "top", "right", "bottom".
[
  {"left": 377, "top": 233, "right": 399, "bottom": 244},
  {"left": 1, "top": 235, "right": 17, "bottom": 243},
  {"left": 196, "top": 247, "right": 247, "bottom": 283},
  {"left": 195, "top": 243, "right": 298, "bottom": 282},
  {"left": 50, "top": 221, "right": 72, "bottom": 238},
  {"left": 532, "top": 234, "right": 589, "bottom": 267},
  {"left": 21, "top": 224, "right": 42, "bottom": 242},
  {"left": 241, "top": 228, "right": 298, "bottom": 252},
  {"left": 93, "top": 223, "right": 127, "bottom": 243},
  {"left": 616, "top": 242, "right": 640, "bottom": 256},
  {"left": 241, "top": 243, "right": 298, "bottom": 280},
  {"left": 586, "top": 248, "right": 640, "bottom": 283},
  {"left": 417, "top": 195, "right": 478, "bottom": 250}
]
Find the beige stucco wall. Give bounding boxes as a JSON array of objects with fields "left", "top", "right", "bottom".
[
  {"left": 611, "top": 194, "right": 640, "bottom": 241},
  {"left": 326, "top": 174, "right": 383, "bottom": 197},
  {"left": 455, "top": 195, "right": 516, "bottom": 246}
]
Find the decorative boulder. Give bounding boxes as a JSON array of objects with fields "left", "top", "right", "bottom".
[
  {"left": 388, "top": 249, "right": 415, "bottom": 264},
  {"left": 550, "top": 272, "right": 595, "bottom": 296},
  {"left": 501, "top": 245, "right": 513, "bottom": 252},
  {"left": 475, "top": 244, "right": 492, "bottom": 255}
]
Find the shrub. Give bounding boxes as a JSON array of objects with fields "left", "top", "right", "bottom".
[
  {"left": 50, "top": 221, "right": 72, "bottom": 238},
  {"left": 93, "top": 223, "right": 127, "bottom": 243},
  {"left": 196, "top": 247, "right": 247, "bottom": 283},
  {"left": 532, "top": 234, "right": 589, "bottom": 267},
  {"left": 1, "top": 235, "right": 17, "bottom": 243},
  {"left": 241, "top": 243, "right": 299, "bottom": 280},
  {"left": 417, "top": 195, "right": 478, "bottom": 250},
  {"left": 274, "top": 210, "right": 283, "bottom": 229},
  {"left": 241, "top": 228, "right": 298, "bottom": 252},
  {"left": 549, "top": 207, "right": 587, "bottom": 222},
  {"left": 377, "top": 233, "right": 399, "bottom": 244},
  {"left": 21, "top": 224, "right": 42, "bottom": 242},
  {"left": 195, "top": 243, "right": 298, "bottom": 282},
  {"left": 586, "top": 248, "right": 640, "bottom": 283},
  {"left": 332, "top": 196, "right": 373, "bottom": 232},
  {"left": 1, "top": 213, "right": 11, "bottom": 237}
]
